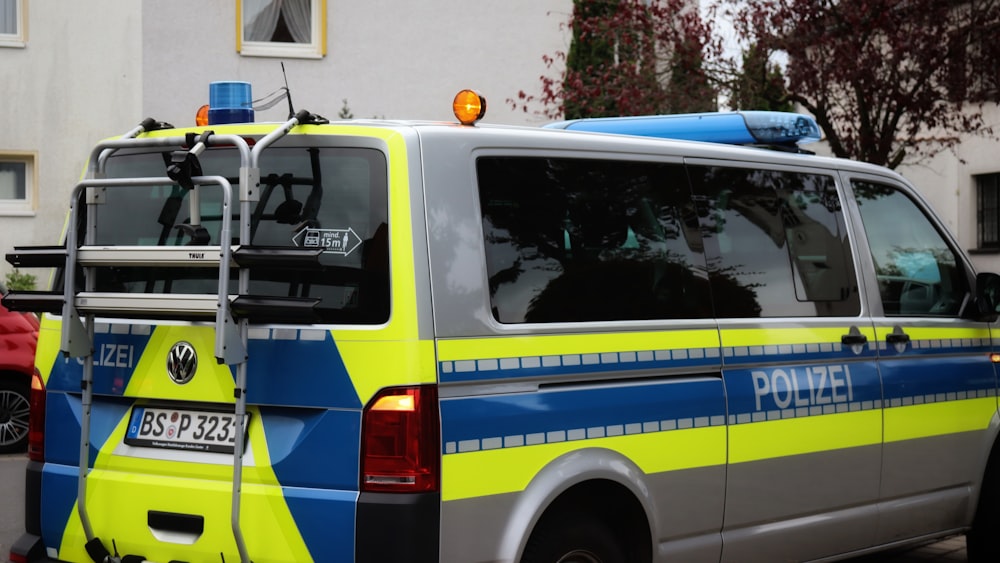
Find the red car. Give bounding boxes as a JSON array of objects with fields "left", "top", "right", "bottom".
[{"left": 0, "top": 280, "right": 38, "bottom": 453}]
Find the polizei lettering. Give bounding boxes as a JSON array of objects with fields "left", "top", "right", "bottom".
[
  {"left": 751, "top": 365, "right": 853, "bottom": 411},
  {"left": 75, "top": 343, "right": 136, "bottom": 369}
]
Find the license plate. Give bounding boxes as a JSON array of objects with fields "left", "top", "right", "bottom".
[{"left": 125, "top": 406, "right": 248, "bottom": 454}]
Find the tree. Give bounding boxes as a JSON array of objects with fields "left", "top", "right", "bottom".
[
  {"left": 725, "top": 0, "right": 1000, "bottom": 168},
  {"left": 511, "top": 0, "right": 721, "bottom": 120},
  {"left": 727, "top": 43, "right": 792, "bottom": 113}
]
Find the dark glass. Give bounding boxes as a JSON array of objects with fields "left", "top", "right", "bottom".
[
  {"left": 81, "top": 145, "right": 389, "bottom": 324},
  {"left": 478, "top": 156, "right": 712, "bottom": 323},
  {"left": 853, "top": 180, "right": 968, "bottom": 316},
  {"left": 689, "top": 166, "right": 859, "bottom": 318}
]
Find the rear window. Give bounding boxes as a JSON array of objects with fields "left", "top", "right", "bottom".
[{"left": 81, "top": 144, "right": 390, "bottom": 324}]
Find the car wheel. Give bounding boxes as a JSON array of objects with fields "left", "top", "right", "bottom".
[
  {"left": 0, "top": 377, "right": 30, "bottom": 454},
  {"left": 521, "top": 511, "right": 626, "bottom": 563}
]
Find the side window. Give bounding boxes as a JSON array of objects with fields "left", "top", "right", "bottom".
[
  {"left": 478, "top": 156, "right": 711, "bottom": 323},
  {"left": 689, "top": 165, "right": 859, "bottom": 318},
  {"left": 852, "top": 180, "right": 969, "bottom": 316},
  {"left": 239, "top": 0, "right": 325, "bottom": 59}
]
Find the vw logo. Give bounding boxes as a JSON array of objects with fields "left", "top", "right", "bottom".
[{"left": 166, "top": 341, "right": 198, "bottom": 385}]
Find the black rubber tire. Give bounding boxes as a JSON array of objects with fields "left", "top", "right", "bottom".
[
  {"left": 965, "top": 449, "right": 1000, "bottom": 563},
  {"left": 969, "top": 453, "right": 1000, "bottom": 562},
  {"left": 0, "top": 376, "right": 30, "bottom": 454},
  {"left": 521, "top": 511, "right": 626, "bottom": 563}
]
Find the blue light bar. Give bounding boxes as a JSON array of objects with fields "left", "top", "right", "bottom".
[
  {"left": 545, "top": 111, "right": 822, "bottom": 147},
  {"left": 208, "top": 81, "right": 254, "bottom": 125}
]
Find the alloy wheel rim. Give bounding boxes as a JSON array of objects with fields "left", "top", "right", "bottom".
[
  {"left": 555, "top": 550, "right": 603, "bottom": 563},
  {"left": 0, "top": 389, "right": 30, "bottom": 446}
]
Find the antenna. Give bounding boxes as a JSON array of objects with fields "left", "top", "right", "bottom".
[{"left": 281, "top": 62, "right": 295, "bottom": 119}]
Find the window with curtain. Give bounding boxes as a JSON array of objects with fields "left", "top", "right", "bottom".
[
  {"left": 239, "top": 0, "right": 325, "bottom": 59},
  {"left": 0, "top": 154, "right": 35, "bottom": 215},
  {"left": 0, "top": 0, "right": 25, "bottom": 48}
]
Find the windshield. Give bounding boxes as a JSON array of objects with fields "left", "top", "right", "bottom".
[{"left": 79, "top": 144, "right": 390, "bottom": 324}]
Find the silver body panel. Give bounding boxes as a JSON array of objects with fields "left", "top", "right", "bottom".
[{"left": 403, "top": 123, "right": 1000, "bottom": 561}]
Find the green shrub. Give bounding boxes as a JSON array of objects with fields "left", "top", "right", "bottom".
[{"left": 4, "top": 269, "right": 36, "bottom": 291}]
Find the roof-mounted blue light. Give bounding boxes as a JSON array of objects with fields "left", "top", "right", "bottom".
[
  {"left": 545, "top": 111, "right": 822, "bottom": 147},
  {"left": 208, "top": 81, "right": 254, "bottom": 125}
]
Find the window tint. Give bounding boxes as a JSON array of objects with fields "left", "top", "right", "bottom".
[
  {"left": 852, "top": 181, "right": 968, "bottom": 316},
  {"left": 478, "top": 156, "right": 711, "bottom": 323},
  {"left": 88, "top": 146, "right": 389, "bottom": 324},
  {"left": 689, "top": 166, "right": 859, "bottom": 318}
]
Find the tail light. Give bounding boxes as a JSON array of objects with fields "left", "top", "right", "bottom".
[
  {"left": 28, "top": 369, "right": 45, "bottom": 462},
  {"left": 360, "top": 385, "right": 440, "bottom": 493}
]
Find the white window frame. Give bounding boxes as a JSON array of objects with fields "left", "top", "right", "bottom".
[
  {"left": 0, "top": 0, "right": 27, "bottom": 48},
  {"left": 237, "top": 0, "right": 326, "bottom": 59},
  {"left": 0, "top": 152, "right": 37, "bottom": 216}
]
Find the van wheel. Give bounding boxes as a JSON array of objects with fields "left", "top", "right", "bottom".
[
  {"left": 0, "top": 377, "right": 30, "bottom": 454},
  {"left": 521, "top": 512, "right": 626, "bottom": 563},
  {"left": 969, "top": 452, "right": 1000, "bottom": 562}
]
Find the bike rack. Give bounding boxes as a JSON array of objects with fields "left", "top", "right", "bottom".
[{"left": 3, "top": 111, "right": 326, "bottom": 563}]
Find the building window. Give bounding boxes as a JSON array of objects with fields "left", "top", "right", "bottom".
[
  {"left": 0, "top": 0, "right": 26, "bottom": 48},
  {"left": 238, "top": 0, "right": 325, "bottom": 59},
  {"left": 0, "top": 153, "right": 36, "bottom": 215},
  {"left": 977, "top": 173, "right": 1000, "bottom": 249}
]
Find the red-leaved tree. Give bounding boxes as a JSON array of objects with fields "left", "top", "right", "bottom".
[
  {"left": 725, "top": 0, "right": 1000, "bottom": 168},
  {"left": 511, "top": 0, "right": 722, "bottom": 121}
]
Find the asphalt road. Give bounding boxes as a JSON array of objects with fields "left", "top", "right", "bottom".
[
  {"left": 0, "top": 453, "right": 26, "bottom": 560},
  {"left": 0, "top": 452, "right": 969, "bottom": 562}
]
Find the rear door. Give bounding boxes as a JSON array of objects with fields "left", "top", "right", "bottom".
[
  {"left": 686, "top": 161, "right": 883, "bottom": 562},
  {"left": 844, "top": 174, "right": 998, "bottom": 543}
]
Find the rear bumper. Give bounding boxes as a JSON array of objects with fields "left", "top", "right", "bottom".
[
  {"left": 9, "top": 460, "right": 48, "bottom": 562},
  {"left": 356, "top": 491, "right": 440, "bottom": 562},
  {"left": 9, "top": 533, "right": 55, "bottom": 563}
]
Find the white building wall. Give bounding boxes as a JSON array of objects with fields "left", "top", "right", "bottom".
[
  {"left": 896, "top": 104, "right": 1000, "bottom": 274},
  {"left": 141, "top": 1, "right": 573, "bottom": 128},
  {"left": 0, "top": 1, "right": 142, "bottom": 281},
  {"left": 8, "top": 0, "right": 1000, "bottom": 285}
]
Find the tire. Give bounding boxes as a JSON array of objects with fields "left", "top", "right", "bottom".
[
  {"left": 969, "top": 455, "right": 1000, "bottom": 562},
  {"left": 521, "top": 512, "right": 627, "bottom": 563},
  {"left": 0, "top": 376, "right": 30, "bottom": 454}
]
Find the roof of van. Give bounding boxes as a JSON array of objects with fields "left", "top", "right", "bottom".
[{"left": 135, "top": 119, "right": 908, "bottom": 185}]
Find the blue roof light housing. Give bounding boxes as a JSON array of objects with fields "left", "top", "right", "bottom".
[
  {"left": 545, "top": 111, "right": 822, "bottom": 148},
  {"left": 208, "top": 81, "right": 255, "bottom": 125}
]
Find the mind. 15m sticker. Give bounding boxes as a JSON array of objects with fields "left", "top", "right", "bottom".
[{"left": 293, "top": 227, "right": 362, "bottom": 256}]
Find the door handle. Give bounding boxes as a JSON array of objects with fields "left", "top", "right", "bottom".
[
  {"left": 886, "top": 326, "right": 911, "bottom": 344},
  {"left": 841, "top": 326, "right": 868, "bottom": 346}
]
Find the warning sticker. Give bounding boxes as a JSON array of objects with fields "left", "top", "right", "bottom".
[{"left": 293, "top": 228, "right": 362, "bottom": 256}]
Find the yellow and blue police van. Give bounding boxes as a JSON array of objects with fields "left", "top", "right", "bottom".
[{"left": 5, "top": 82, "right": 1000, "bottom": 563}]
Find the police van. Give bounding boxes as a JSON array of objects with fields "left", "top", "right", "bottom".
[{"left": 6, "top": 82, "right": 1000, "bottom": 563}]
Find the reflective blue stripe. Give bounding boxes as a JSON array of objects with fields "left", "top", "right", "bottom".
[
  {"left": 440, "top": 378, "right": 725, "bottom": 454},
  {"left": 440, "top": 347, "right": 720, "bottom": 383}
]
